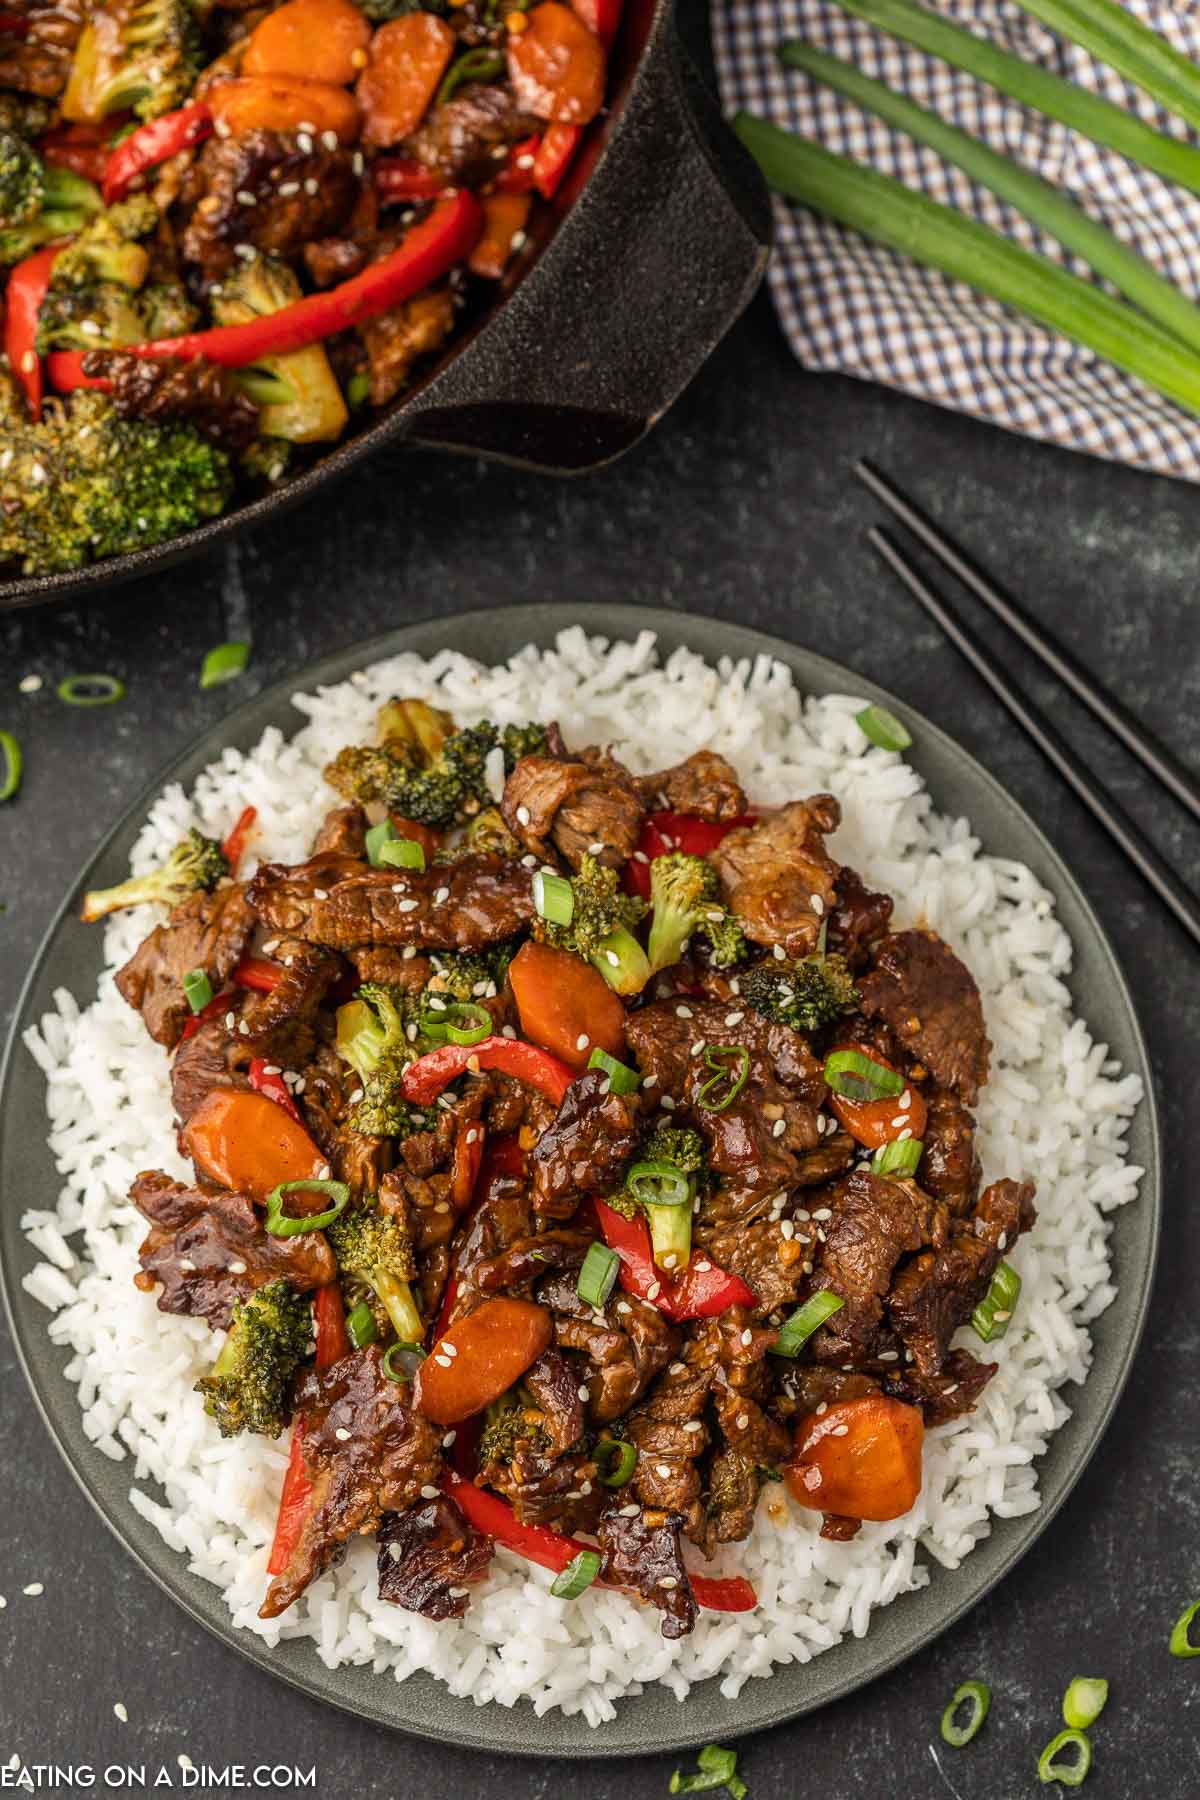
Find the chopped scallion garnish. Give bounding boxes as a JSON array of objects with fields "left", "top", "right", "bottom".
[
  {"left": 626, "top": 1159, "right": 692, "bottom": 1208},
  {"left": 1169, "top": 1599, "right": 1200, "bottom": 1657},
  {"left": 379, "top": 837, "right": 426, "bottom": 872},
  {"left": 417, "top": 1001, "right": 491, "bottom": 1047},
  {"left": 771, "top": 1290, "right": 845, "bottom": 1358},
  {"left": 1062, "top": 1676, "right": 1108, "bottom": 1730},
  {"left": 823, "top": 1047, "right": 904, "bottom": 1101},
  {"left": 587, "top": 1046, "right": 641, "bottom": 1094},
  {"left": 0, "top": 730, "right": 22, "bottom": 804},
  {"left": 264, "top": 1178, "right": 350, "bottom": 1237},
  {"left": 670, "top": 1744, "right": 745, "bottom": 1796},
  {"left": 345, "top": 1300, "right": 378, "bottom": 1349},
  {"left": 532, "top": 868, "right": 574, "bottom": 925},
  {"left": 595, "top": 1437, "right": 638, "bottom": 1487},
  {"left": 365, "top": 820, "right": 399, "bottom": 865},
  {"left": 182, "top": 968, "right": 213, "bottom": 1014},
  {"left": 381, "top": 1341, "right": 426, "bottom": 1383},
  {"left": 939, "top": 1679, "right": 990, "bottom": 1748},
  {"left": 1037, "top": 1728, "right": 1091, "bottom": 1787},
  {"left": 550, "top": 1549, "right": 601, "bottom": 1599},
  {"left": 199, "top": 641, "right": 250, "bottom": 690},
  {"left": 872, "top": 1137, "right": 923, "bottom": 1177},
  {"left": 971, "top": 1261, "right": 1021, "bottom": 1343},
  {"left": 577, "top": 1241, "right": 620, "bottom": 1308},
  {"left": 696, "top": 1045, "right": 750, "bottom": 1114},
  {"left": 855, "top": 703, "right": 912, "bottom": 752},
  {"left": 56, "top": 672, "right": 125, "bottom": 708}
]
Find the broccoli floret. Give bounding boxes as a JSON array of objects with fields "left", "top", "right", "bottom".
[
  {"left": 36, "top": 200, "right": 192, "bottom": 351},
  {"left": 0, "top": 389, "right": 232, "bottom": 576},
  {"left": 0, "top": 131, "right": 44, "bottom": 230},
  {"left": 335, "top": 983, "right": 424, "bottom": 1135},
  {"left": 50, "top": 193, "right": 156, "bottom": 288},
  {"left": 139, "top": 279, "right": 199, "bottom": 338},
  {"left": 62, "top": 0, "right": 203, "bottom": 123},
  {"left": 425, "top": 943, "right": 515, "bottom": 1004},
  {"left": 326, "top": 1204, "right": 423, "bottom": 1343},
  {"left": 80, "top": 825, "right": 227, "bottom": 922},
  {"left": 646, "top": 852, "right": 747, "bottom": 975},
  {"left": 211, "top": 254, "right": 348, "bottom": 444},
  {"left": 535, "top": 852, "right": 651, "bottom": 996},
  {"left": 0, "top": 94, "right": 56, "bottom": 141},
  {"left": 478, "top": 1395, "right": 548, "bottom": 1468},
  {"left": 324, "top": 717, "right": 550, "bottom": 829},
  {"left": 499, "top": 721, "right": 551, "bottom": 770},
  {"left": 240, "top": 437, "right": 293, "bottom": 485},
  {"left": 377, "top": 695, "right": 455, "bottom": 763},
  {"left": 642, "top": 1124, "right": 705, "bottom": 1176},
  {"left": 0, "top": 162, "right": 101, "bottom": 266},
  {"left": 195, "top": 1280, "right": 313, "bottom": 1438},
  {"left": 452, "top": 806, "right": 521, "bottom": 860},
  {"left": 625, "top": 1124, "right": 706, "bottom": 1273},
  {"left": 740, "top": 953, "right": 859, "bottom": 1035},
  {"left": 36, "top": 283, "right": 150, "bottom": 351}
]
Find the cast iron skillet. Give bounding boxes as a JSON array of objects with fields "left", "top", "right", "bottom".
[
  {"left": 0, "top": 605, "right": 1159, "bottom": 1756},
  {"left": 0, "top": 7, "right": 772, "bottom": 612}
]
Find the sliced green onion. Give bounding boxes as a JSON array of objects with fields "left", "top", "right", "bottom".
[
  {"left": 872, "top": 1137, "right": 923, "bottom": 1177},
  {"left": 587, "top": 1046, "right": 641, "bottom": 1094},
  {"left": 1062, "top": 1677, "right": 1108, "bottom": 1730},
  {"left": 378, "top": 837, "right": 425, "bottom": 872},
  {"left": 182, "top": 968, "right": 213, "bottom": 1014},
  {"left": 771, "top": 1290, "right": 845, "bottom": 1358},
  {"left": 823, "top": 1046, "right": 904, "bottom": 1102},
  {"left": 442, "top": 1002, "right": 492, "bottom": 1046},
  {"left": 199, "top": 641, "right": 250, "bottom": 690},
  {"left": 626, "top": 1159, "right": 692, "bottom": 1208},
  {"left": 345, "top": 1300, "right": 378, "bottom": 1349},
  {"left": 577, "top": 1241, "right": 620, "bottom": 1308},
  {"left": 696, "top": 1045, "right": 750, "bottom": 1114},
  {"left": 265, "top": 1178, "right": 350, "bottom": 1237},
  {"left": 532, "top": 868, "right": 574, "bottom": 925},
  {"left": 733, "top": 117, "right": 1200, "bottom": 428},
  {"left": 0, "top": 731, "right": 21, "bottom": 804},
  {"left": 1169, "top": 1599, "right": 1200, "bottom": 1657},
  {"left": 940, "top": 1679, "right": 990, "bottom": 1748},
  {"left": 855, "top": 702, "right": 912, "bottom": 752},
  {"left": 381, "top": 1341, "right": 426, "bottom": 1383},
  {"left": 971, "top": 1261, "right": 1022, "bottom": 1343},
  {"left": 56, "top": 672, "right": 125, "bottom": 708},
  {"left": 595, "top": 1437, "right": 638, "bottom": 1487},
  {"left": 1037, "top": 1728, "right": 1091, "bottom": 1787},
  {"left": 550, "top": 1548, "right": 601, "bottom": 1599},
  {"left": 670, "top": 1746, "right": 742, "bottom": 1795},
  {"left": 365, "top": 819, "right": 399, "bottom": 865},
  {"left": 437, "top": 45, "right": 504, "bottom": 107},
  {"left": 346, "top": 370, "right": 371, "bottom": 408},
  {"left": 819, "top": 0, "right": 1200, "bottom": 200}
]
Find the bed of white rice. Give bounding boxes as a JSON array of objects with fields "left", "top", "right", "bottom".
[{"left": 20, "top": 627, "right": 1144, "bottom": 1726}]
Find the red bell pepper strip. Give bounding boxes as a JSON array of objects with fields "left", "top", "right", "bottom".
[
  {"left": 532, "top": 123, "right": 583, "bottom": 198},
  {"left": 443, "top": 1472, "right": 757, "bottom": 1615},
  {"left": 102, "top": 102, "right": 213, "bottom": 206},
  {"left": 37, "top": 122, "right": 111, "bottom": 185},
  {"left": 313, "top": 1281, "right": 351, "bottom": 1368},
  {"left": 221, "top": 804, "right": 257, "bottom": 875},
  {"left": 494, "top": 133, "right": 541, "bottom": 194},
  {"left": 248, "top": 1056, "right": 304, "bottom": 1126},
  {"left": 4, "top": 244, "right": 59, "bottom": 418},
  {"left": 178, "top": 987, "right": 233, "bottom": 1043},
  {"left": 595, "top": 1199, "right": 755, "bottom": 1322},
  {"left": 400, "top": 1034, "right": 575, "bottom": 1109},
  {"left": 374, "top": 156, "right": 446, "bottom": 202},
  {"left": 570, "top": 0, "right": 622, "bottom": 48},
  {"left": 47, "top": 191, "right": 482, "bottom": 392},
  {"left": 668, "top": 1255, "right": 756, "bottom": 1320},
  {"left": 266, "top": 1422, "right": 311, "bottom": 1576},
  {"left": 623, "top": 810, "right": 757, "bottom": 899},
  {"left": 232, "top": 956, "right": 283, "bottom": 993}
]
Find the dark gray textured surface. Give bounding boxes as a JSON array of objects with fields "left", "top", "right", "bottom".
[{"left": 2, "top": 257, "right": 1198, "bottom": 1800}]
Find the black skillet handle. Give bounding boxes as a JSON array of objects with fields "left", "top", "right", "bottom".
[{"left": 398, "top": 15, "right": 773, "bottom": 472}]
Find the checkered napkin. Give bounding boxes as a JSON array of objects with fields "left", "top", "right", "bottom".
[{"left": 711, "top": 0, "right": 1200, "bottom": 480}]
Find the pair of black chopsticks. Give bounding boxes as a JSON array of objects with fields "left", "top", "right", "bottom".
[{"left": 857, "top": 460, "right": 1200, "bottom": 950}]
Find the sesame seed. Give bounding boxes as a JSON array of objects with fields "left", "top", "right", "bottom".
[
  {"left": 812, "top": 1208, "right": 832, "bottom": 1222},
  {"left": 815, "top": 1402, "right": 828, "bottom": 1416},
  {"left": 619, "top": 1503, "right": 640, "bottom": 1518},
  {"left": 580, "top": 1480, "right": 592, "bottom": 1495},
  {"left": 655, "top": 1463, "right": 672, "bottom": 1478},
  {"left": 675, "top": 1004, "right": 693, "bottom": 1019},
  {"left": 297, "top": 131, "right": 314, "bottom": 152},
  {"left": 577, "top": 1384, "right": 590, "bottom": 1401},
  {"left": 521, "top": 853, "right": 538, "bottom": 868},
  {"left": 993, "top": 1309, "right": 1012, "bottom": 1322},
  {"left": 661, "top": 1253, "right": 677, "bottom": 1269},
  {"left": 317, "top": 1162, "right": 330, "bottom": 1179},
  {"left": 879, "top": 1350, "right": 899, "bottom": 1362},
  {"left": 236, "top": 188, "right": 257, "bottom": 206},
  {"left": 277, "top": 180, "right": 300, "bottom": 196},
  {"left": 616, "top": 1300, "right": 631, "bottom": 1315},
  {"left": 772, "top": 1118, "right": 786, "bottom": 1138},
  {"left": 442, "top": 1432, "right": 457, "bottom": 1448},
  {"left": 403, "top": 945, "right": 417, "bottom": 959},
  {"left": 669, "top": 1361, "right": 686, "bottom": 1375},
  {"left": 647, "top": 1281, "right": 661, "bottom": 1300},
  {"left": 321, "top": 129, "right": 339, "bottom": 151},
  {"left": 225, "top": 1008, "right": 236, "bottom": 1026},
  {"left": 234, "top": 242, "right": 257, "bottom": 261},
  {"left": 898, "top": 1091, "right": 912, "bottom": 1111},
  {"left": 660, "top": 1094, "right": 676, "bottom": 1111},
  {"left": 741, "top": 1328, "right": 753, "bottom": 1346},
  {"left": 780, "top": 1220, "right": 795, "bottom": 1240},
  {"left": 433, "top": 1201, "right": 450, "bottom": 1213},
  {"left": 334, "top": 1427, "right": 351, "bottom": 1442},
  {"left": 434, "top": 886, "right": 450, "bottom": 904},
  {"left": 114, "top": 1703, "right": 128, "bottom": 1723},
  {"left": 304, "top": 177, "right": 319, "bottom": 194},
  {"left": 694, "top": 1260, "right": 711, "bottom": 1273},
  {"left": 420, "top": 1484, "right": 440, "bottom": 1500},
  {"left": 811, "top": 894, "right": 825, "bottom": 916},
  {"left": 447, "top": 1586, "right": 470, "bottom": 1598},
  {"left": 898, "top": 1127, "right": 913, "bottom": 1141},
  {"left": 397, "top": 898, "right": 419, "bottom": 913},
  {"left": 831, "top": 1424, "right": 850, "bottom": 1437},
  {"left": 683, "top": 1420, "right": 702, "bottom": 1434},
  {"left": 605, "top": 949, "right": 620, "bottom": 967},
  {"left": 997, "top": 1232, "right": 1008, "bottom": 1251},
  {"left": 644, "top": 1073, "right": 658, "bottom": 1088},
  {"left": 516, "top": 805, "right": 531, "bottom": 825},
  {"left": 773, "top": 944, "right": 787, "bottom": 960},
  {"left": 658, "top": 1575, "right": 678, "bottom": 1590},
  {"left": 228, "top": 1260, "right": 247, "bottom": 1275},
  {"left": 735, "top": 1413, "right": 750, "bottom": 1430},
  {"left": 352, "top": 150, "right": 365, "bottom": 173},
  {"left": 575, "top": 1032, "right": 590, "bottom": 1051},
  {"left": 588, "top": 840, "right": 605, "bottom": 854},
  {"left": 23, "top": 1583, "right": 43, "bottom": 1596},
  {"left": 349, "top": 1087, "right": 364, "bottom": 1104},
  {"left": 724, "top": 1011, "right": 744, "bottom": 1026}
]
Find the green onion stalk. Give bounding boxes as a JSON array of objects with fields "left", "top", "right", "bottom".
[
  {"left": 734, "top": 117, "right": 1200, "bottom": 426},
  {"left": 780, "top": 42, "right": 1200, "bottom": 363},
  {"left": 1012, "top": 0, "right": 1200, "bottom": 134}
]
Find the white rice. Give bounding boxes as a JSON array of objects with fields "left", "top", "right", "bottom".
[{"left": 20, "top": 627, "right": 1144, "bottom": 1726}]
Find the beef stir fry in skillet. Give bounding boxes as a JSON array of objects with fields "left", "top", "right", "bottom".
[{"left": 85, "top": 697, "right": 1034, "bottom": 1636}]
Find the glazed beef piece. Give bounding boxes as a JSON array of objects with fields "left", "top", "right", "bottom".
[
  {"left": 294, "top": 1039, "right": 394, "bottom": 1197},
  {"left": 703, "top": 1310, "right": 789, "bottom": 1542},
  {"left": 402, "top": 81, "right": 539, "bottom": 184},
  {"left": 809, "top": 1168, "right": 946, "bottom": 1362},
  {"left": 182, "top": 130, "right": 358, "bottom": 282},
  {"left": 247, "top": 854, "right": 534, "bottom": 952},
  {"left": 130, "top": 1171, "right": 334, "bottom": 1329},
  {"left": 920, "top": 1088, "right": 982, "bottom": 1215},
  {"left": 826, "top": 867, "right": 894, "bottom": 971},
  {"left": 444, "top": 1150, "right": 534, "bottom": 1324},
  {"left": 472, "top": 1228, "right": 591, "bottom": 1297},
  {"left": 887, "top": 1179, "right": 1035, "bottom": 1376},
  {"left": 310, "top": 804, "right": 368, "bottom": 859},
  {"left": 524, "top": 1347, "right": 586, "bottom": 1454},
  {"left": 484, "top": 1444, "right": 602, "bottom": 1533},
  {"left": 531, "top": 1068, "right": 641, "bottom": 1220},
  {"left": 377, "top": 1493, "right": 493, "bottom": 1620},
  {"left": 0, "top": 0, "right": 85, "bottom": 97},
  {"left": 626, "top": 1356, "right": 711, "bottom": 1544},
  {"left": 82, "top": 353, "right": 260, "bottom": 451},
  {"left": 598, "top": 1506, "right": 697, "bottom": 1640},
  {"left": 115, "top": 884, "right": 256, "bottom": 1049},
  {"left": 625, "top": 997, "right": 826, "bottom": 1113},
  {"left": 709, "top": 797, "right": 842, "bottom": 957},
  {"left": 884, "top": 1347, "right": 998, "bottom": 1425},
  {"left": 360, "top": 288, "right": 457, "bottom": 406},
  {"left": 348, "top": 945, "right": 433, "bottom": 988},
  {"left": 634, "top": 751, "right": 747, "bottom": 821},
  {"left": 501, "top": 750, "right": 644, "bottom": 871},
  {"left": 239, "top": 936, "right": 343, "bottom": 1063},
  {"left": 776, "top": 1364, "right": 879, "bottom": 1419},
  {"left": 170, "top": 1014, "right": 251, "bottom": 1123},
  {"left": 538, "top": 1268, "right": 679, "bottom": 1422},
  {"left": 858, "top": 929, "right": 992, "bottom": 1104},
  {"left": 260, "top": 1345, "right": 443, "bottom": 1618}
]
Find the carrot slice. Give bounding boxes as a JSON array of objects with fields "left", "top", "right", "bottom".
[
  {"left": 243, "top": 0, "right": 371, "bottom": 87},
  {"left": 507, "top": 2, "right": 606, "bottom": 125},
  {"left": 357, "top": 12, "right": 455, "bottom": 149},
  {"left": 784, "top": 1396, "right": 925, "bottom": 1522},
  {"left": 207, "top": 75, "right": 362, "bottom": 142},
  {"left": 508, "top": 939, "right": 626, "bottom": 1070},
  {"left": 182, "top": 1087, "right": 326, "bottom": 1202},
  {"left": 414, "top": 1297, "right": 553, "bottom": 1424}
]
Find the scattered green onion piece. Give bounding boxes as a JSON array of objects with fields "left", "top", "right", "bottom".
[
  {"left": 771, "top": 1290, "right": 845, "bottom": 1358},
  {"left": 1169, "top": 1599, "right": 1200, "bottom": 1657},
  {"left": 437, "top": 45, "right": 504, "bottom": 107},
  {"left": 940, "top": 1679, "right": 990, "bottom": 1748},
  {"left": 532, "top": 868, "right": 574, "bottom": 926},
  {"left": 823, "top": 1046, "right": 904, "bottom": 1102},
  {"left": 346, "top": 370, "right": 371, "bottom": 408},
  {"left": 587, "top": 1046, "right": 641, "bottom": 1094},
  {"left": 378, "top": 837, "right": 425, "bottom": 872},
  {"left": 440, "top": 1002, "right": 492, "bottom": 1046},
  {"left": 872, "top": 1137, "right": 923, "bottom": 1177},
  {"left": 56, "top": 672, "right": 125, "bottom": 708},
  {"left": 345, "top": 1300, "right": 378, "bottom": 1349},
  {"left": 1038, "top": 1728, "right": 1091, "bottom": 1787},
  {"left": 182, "top": 968, "right": 213, "bottom": 1014},
  {"left": 550, "top": 1549, "right": 601, "bottom": 1600},
  {"left": 1062, "top": 1677, "right": 1108, "bottom": 1730},
  {"left": 199, "top": 641, "right": 250, "bottom": 690},
  {"left": 365, "top": 819, "right": 399, "bottom": 866},
  {"left": 577, "top": 1240, "right": 620, "bottom": 1308},
  {"left": 626, "top": 1158, "right": 692, "bottom": 1208},
  {"left": 670, "top": 1745, "right": 743, "bottom": 1794},
  {"left": 696, "top": 1045, "right": 750, "bottom": 1114},
  {"left": 264, "top": 1178, "right": 350, "bottom": 1238},
  {"left": 0, "top": 731, "right": 21, "bottom": 804},
  {"left": 855, "top": 702, "right": 912, "bottom": 752},
  {"left": 971, "top": 1260, "right": 1022, "bottom": 1343},
  {"left": 381, "top": 1341, "right": 426, "bottom": 1383},
  {"left": 595, "top": 1437, "right": 638, "bottom": 1487}
]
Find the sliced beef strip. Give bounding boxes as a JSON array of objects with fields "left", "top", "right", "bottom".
[
  {"left": 501, "top": 750, "right": 644, "bottom": 871},
  {"left": 530, "top": 1068, "right": 641, "bottom": 1220},
  {"left": 598, "top": 1506, "right": 697, "bottom": 1640},
  {"left": 634, "top": 751, "right": 748, "bottom": 821},
  {"left": 310, "top": 804, "right": 368, "bottom": 859},
  {"left": 886, "top": 1179, "right": 1035, "bottom": 1376},
  {"left": 170, "top": 1015, "right": 251, "bottom": 1125},
  {"left": 379, "top": 1164, "right": 455, "bottom": 1323},
  {"left": 484, "top": 1445, "right": 602, "bottom": 1533},
  {"left": 115, "top": 883, "right": 256, "bottom": 1049},
  {"left": 826, "top": 867, "right": 894, "bottom": 972},
  {"left": 239, "top": 936, "right": 343, "bottom": 1065},
  {"left": 883, "top": 1347, "right": 998, "bottom": 1426},
  {"left": 472, "top": 1228, "right": 592, "bottom": 1297},
  {"left": 858, "top": 929, "right": 992, "bottom": 1104},
  {"left": 0, "top": 0, "right": 85, "bottom": 97},
  {"left": 130, "top": 1170, "right": 334, "bottom": 1330},
  {"left": 701, "top": 1309, "right": 790, "bottom": 1542},
  {"left": 920, "top": 1087, "right": 982, "bottom": 1215},
  {"left": 707, "top": 1453, "right": 759, "bottom": 1546},
  {"left": 538, "top": 1268, "right": 679, "bottom": 1423},
  {"left": 260, "top": 1345, "right": 443, "bottom": 1619},
  {"left": 809, "top": 1169, "right": 946, "bottom": 1363},
  {"left": 625, "top": 997, "right": 827, "bottom": 1113},
  {"left": 377, "top": 1493, "right": 493, "bottom": 1621},
  {"left": 524, "top": 1347, "right": 586, "bottom": 1455},
  {"left": 776, "top": 1365, "right": 880, "bottom": 1420},
  {"left": 182, "top": 130, "right": 358, "bottom": 284},
  {"left": 402, "top": 80, "right": 539, "bottom": 184},
  {"left": 247, "top": 854, "right": 534, "bottom": 952},
  {"left": 443, "top": 1153, "right": 534, "bottom": 1325},
  {"left": 709, "top": 797, "right": 842, "bottom": 957},
  {"left": 348, "top": 946, "right": 434, "bottom": 988},
  {"left": 626, "top": 1347, "right": 714, "bottom": 1546}
]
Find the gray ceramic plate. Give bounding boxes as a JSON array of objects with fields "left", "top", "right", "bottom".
[{"left": 0, "top": 604, "right": 1160, "bottom": 1758}]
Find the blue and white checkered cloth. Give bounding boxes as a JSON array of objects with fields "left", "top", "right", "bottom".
[{"left": 712, "top": 0, "right": 1200, "bottom": 479}]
